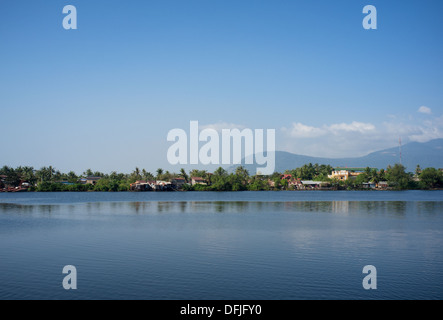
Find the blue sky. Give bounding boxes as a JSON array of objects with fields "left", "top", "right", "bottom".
[{"left": 1, "top": 0, "right": 442, "bottom": 173}]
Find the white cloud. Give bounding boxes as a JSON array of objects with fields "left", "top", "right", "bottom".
[
  {"left": 281, "top": 122, "right": 326, "bottom": 138},
  {"left": 280, "top": 115, "right": 443, "bottom": 158},
  {"left": 283, "top": 121, "right": 376, "bottom": 139},
  {"left": 418, "top": 106, "right": 432, "bottom": 114},
  {"left": 329, "top": 121, "right": 375, "bottom": 134},
  {"left": 283, "top": 121, "right": 375, "bottom": 137},
  {"left": 408, "top": 121, "right": 442, "bottom": 142}
]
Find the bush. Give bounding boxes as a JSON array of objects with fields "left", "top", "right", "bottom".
[{"left": 419, "top": 168, "right": 443, "bottom": 189}]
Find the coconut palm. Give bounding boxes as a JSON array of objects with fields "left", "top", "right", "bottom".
[
  {"left": 156, "top": 168, "right": 164, "bottom": 180},
  {"left": 179, "top": 168, "right": 189, "bottom": 183}
]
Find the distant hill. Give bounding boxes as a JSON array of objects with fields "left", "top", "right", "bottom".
[{"left": 230, "top": 139, "right": 443, "bottom": 173}]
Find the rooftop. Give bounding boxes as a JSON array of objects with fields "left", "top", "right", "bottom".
[
  {"left": 301, "top": 181, "right": 322, "bottom": 185},
  {"left": 85, "top": 176, "right": 102, "bottom": 181},
  {"left": 333, "top": 167, "right": 377, "bottom": 172}
]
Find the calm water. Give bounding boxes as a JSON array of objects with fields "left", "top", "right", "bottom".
[{"left": 0, "top": 191, "right": 442, "bottom": 300}]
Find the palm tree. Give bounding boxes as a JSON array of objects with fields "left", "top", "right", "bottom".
[
  {"left": 48, "top": 166, "right": 56, "bottom": 181},
  {"left": 132, "top": 167, "right": 142, "bottom": 180},
  {"left": 37, "top": 166, "right": 55, "bottom": 183},
  {"left": 235, "top": 166, "right": 249, "bottom": 184},
  {"left": 378, "top": 168, "right": 386, "bottom": 181},
  {"left": 214, "top": 167, "right": 227, "bottom": 177},
  {"left": 0, "top": 165, "right": 11, "bottom": 175},
  {"left": 163, "top": 170, "right": 174, "bottom": 181},
  {"left": 156, "top": 168, "right": 164, "bottom": 180},
  {"left": 190, "top": 169, "right": 208, "bottom": 179},
  {"left": 142, "top": 169, "right": 154, "bottom": 181},
  {"left": 179, "top": 168, "right": 189, "bottom": 183},
  {"left": 1, "top": 166, "right": 20, "bottom": 187},
  {"left": 83, "top": 169, "right": 94, "bottom": 177},
  {"left": 67, "top": 171, "right": 78, "bottom": 183},
  {"left": 22, "top": 166, "right": 36, "bottom": 185},
  {"left": 370, "top": 168, "right": 379, "bottom": 183},
  {"left": 415, "top": 165, "right": 422, "bottom": 177}
]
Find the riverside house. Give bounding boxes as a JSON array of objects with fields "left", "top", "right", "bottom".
[
  {"left": 191, "top": 177, "right": 207, "bottom": 186},
  {"left": 130, "top": 181, "right": 152, "bottom": 191},
  {"left": 328, "top": 169, "right": 365, "bottom": 181},
  {"left": 171, "top": 177, "right": 186, "bottom": 189},
  {"left": 300, "top": 181, "right": 325, "bottom": 190},
  {"left": 377, "top": 181, "right": 389, "bottom": 190},
  {"left": 80, "top": 176, "right": 102, "bottom": 185}
]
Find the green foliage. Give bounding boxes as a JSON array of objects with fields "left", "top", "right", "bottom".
[
  {"left": 247, "top": 176, "right": 270, "bottom": 191},
  {"left": 280, "top": 179, "right": 289, "bottom": 190},
  {"left": 285, "top": 163, "right": 333, "bottom": 180},
  {"left": 179, "top": 168, "right": 189, "bottom": 183},
  {"left": 93, "top": 178, "right": 119, "bottom": 192},
  {"left": 378, "top": 169, "right": 386, "bottom": 181},
  {"left": 130, "top": 167, "right": 142, "bottom": 182},
  {"left": 156, "top": 168, "right": 164, "bottom": 180},
  {"left": 387, "top": 164, "right": 411, "bottom": 190},
  {"left": 190, "top": 169, "right": 208, "bottom": 179},
  {"left": 272, "top": 177, "right": 281, "bottom": 190},
  {"left": 419, "top": 168, "right": 443, "bottom": 189},
  {"left": 192, "top": 184, "right": 210, "bottom": 191},
  {"left": 0, "top": 166, "right": 21, "bottom": 187},
  {"left": 3, "top": 162, "right": 443, "bottom": 192},
  {"left": 354, "top": 173, "right": 369, "bottom": 186},
  {"left": 35, "top": 182, "right": 93, "bottom": 192},
  {"left": 234, "top": 166, "right": 249, "bottom": 185},
  {"left": 36, "top": 182, "right": 62, "bottom": 192}
]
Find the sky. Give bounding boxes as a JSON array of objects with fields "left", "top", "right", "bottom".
[{"left": 1, "top": 0, "right": 442, "bottom": 174}]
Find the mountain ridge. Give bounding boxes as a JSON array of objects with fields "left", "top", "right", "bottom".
[{"left": 230, "top": 139, "right": 443, "bottom": 173}]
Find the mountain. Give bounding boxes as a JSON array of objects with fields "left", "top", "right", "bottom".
[{"left": 230, "top": 139, "right": 443, "bottom": 173}]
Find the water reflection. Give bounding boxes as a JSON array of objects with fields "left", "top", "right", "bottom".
[
  {"left": 1, "top": 200, "right": 443, "bottom": 218},
  {"left": 1, "top": 198, "right": 443, "bottom": 300},
  {"left": 0, "top": 203, "right": 61, "bottom": 216}
]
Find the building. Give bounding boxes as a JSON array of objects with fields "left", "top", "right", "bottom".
[
  {"left": 377, "top": 181, "right": 389, "bottom": 190},
  {"left": 171, "top": 177, "right": 186, "bottom": 189},
  {"left": 130, "top": 180, "right": 152, "bottom": 191},
  {"left": 154, "top": 181, "right": 174, "bottom": 191},
  {"left": 328, "top": 169, "right": 364, "bottom": 181},
  {"left": 80, "top": 176, "right": 102, "bottom": 185},
  {"left": 301, "top": 181, "right": 323, "bottom": 189},
  {"left": 267, "top": 179, "right": 276, "bottom": 188},
  {"left": 289, "top": 179, "right": 303, "bottom": 189},
  {"left": 362, "top": 182, "right": 376, "bottom": 189},
  {"left": 191, "top": 177, "right": 207, "bottom": 186}
]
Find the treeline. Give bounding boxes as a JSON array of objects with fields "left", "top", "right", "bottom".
[
  {"left": 346, "top": 164, "right": 443, "bottom": 190},
  {"left": 0, "top": 166, "right": 134, "bottom": 192},
  {"left": 186, "top": 167, "right": 269, "bottom": 191},
  {"left": 1, "top": 163, "right": 443, "bottom": 192},
  {"left": 185, "top": 164, "right": 443, "bottom": 191}
]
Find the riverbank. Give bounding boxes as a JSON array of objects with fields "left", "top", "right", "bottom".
[{"left": 2, "top": 164, "right": 442, "bottom": 193}]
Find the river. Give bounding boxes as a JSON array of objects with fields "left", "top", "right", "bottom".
[{"left": 0, "top": 191, "right": 442, "bottom": 300}]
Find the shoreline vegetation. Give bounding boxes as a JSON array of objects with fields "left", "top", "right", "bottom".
[{"left": 1, "top": 163, "right": 442, "bottom": 193}]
